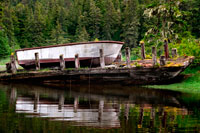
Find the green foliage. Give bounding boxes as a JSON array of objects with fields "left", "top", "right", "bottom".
[
  {"left": 0, "top": 0, "right": 199, "bottom": 59},
  {"left": 149, "top": 67, "right": 200, "bottom": 94},
  {"left": 0, "top": 30, "right": 11, "bottom": 58},
  {"left": 169, "top": 36, "right": 200, "bottom": 66}
]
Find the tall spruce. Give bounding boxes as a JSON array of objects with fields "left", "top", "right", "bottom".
[
  {"left": 88, "top": 0, "right": 102, "bottom": 40},
  {"left": 122, "top": 0, "right": 139, "bottom": 47},
  {"left": 102, "top": 0, "right": 120, "bottom": 40}
]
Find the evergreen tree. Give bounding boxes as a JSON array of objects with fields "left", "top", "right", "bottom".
[
  {"left": 122, "top": 0, "right": 139, "bottom": 47},
  {"left": 88, "top": 0, "right": 102, "bottom": 40},
  {"left": 2, "top": 5, "right": 17, "bottom": 49},
  {"left": 102, "top": 0, "right": 120, "bottom": 40},
  {"left": 51, "top": 20, "right": 63, "bottom": 44},
  {"left": 0, "top": 30, "right": 11, "bottom": 58},
  {"left": 27, "top": 1, "right": 45, "bottom": 47}
]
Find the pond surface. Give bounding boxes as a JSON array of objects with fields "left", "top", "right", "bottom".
[{"left": 0, "top": 83, "right": 200, "bottom": 132}]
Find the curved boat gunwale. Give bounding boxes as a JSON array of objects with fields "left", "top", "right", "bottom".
[{"left": 15, "top": 41, "right": 124, "bottom": 52}]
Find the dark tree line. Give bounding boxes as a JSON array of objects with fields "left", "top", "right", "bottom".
[{"left": 0, "top": 0, "right": 199, "bottom": 58}]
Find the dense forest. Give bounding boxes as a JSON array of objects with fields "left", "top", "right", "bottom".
[{"left": 0, "top": 0, "right": 200, "bottom": 60}]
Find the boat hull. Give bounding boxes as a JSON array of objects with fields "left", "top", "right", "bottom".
[{"left": 16, "top": 41, "right": 123, "bottom": 69}]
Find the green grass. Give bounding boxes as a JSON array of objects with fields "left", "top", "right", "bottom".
[
  {"left": 148, "top": 66, "right": 200, "bottom": 94},
  {"left": 0, "top": 57, "right": 9, "bottom": 71},
  {"left": 0, "top": 57, "right": 9, "bottom": 65}
]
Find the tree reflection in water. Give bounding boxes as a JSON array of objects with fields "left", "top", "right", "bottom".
[{"left": 0, "top": 83, "right": 200, "bottom": 132}]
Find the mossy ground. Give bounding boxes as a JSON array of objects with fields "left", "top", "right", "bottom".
[{"left": 148, "top": 66, "right": 200, "bottom": 94}]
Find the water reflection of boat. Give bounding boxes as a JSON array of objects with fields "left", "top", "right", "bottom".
[{"left": 6, "top": 83, "right": 193, "bottom": 129}]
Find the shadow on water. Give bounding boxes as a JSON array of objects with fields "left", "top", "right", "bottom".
[{"left": 0, "top": 83, "right": 200, "bottom": 132}]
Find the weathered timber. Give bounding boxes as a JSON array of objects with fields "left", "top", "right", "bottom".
[
  {"left": 164, "top": 39, "right": 169, "bottom": 59},
  {"left": 140, "top": 41, "right": 146, "bottom": 60},
  {"left": 160, "top": 56, "right": 166, "bottom": 66},
  {"left": 35, "top": 53, "right": 40, "bottom": 70},
  {"left": 75, "top": 54, "right": 80, "bottom": 69},
  {"left": 172, "top": 48, "right": 177, "bottom": 58},
  {"left": 59, "top": 54, "right": 65, "bottom": 70},
  {"left": 0, "top": 56, "right": 194, "bottom": 85},
  {"left": 6, "top": 54, "right": 17, "bottom": 74},
  {"left": 126, "top": 47, "right": 131, "bottom": 68},
  {"left": 152, "top": 47, "right": 157, "bottom": 66},
  {"left": 99, "top": 49, "right": 105, "bottom": 68},
  {"left": 11, "top": 55, "right": 17, "bottom": 74}
]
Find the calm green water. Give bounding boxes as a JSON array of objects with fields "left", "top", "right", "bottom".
[{"left": 0, "top": 83, "right": 200, "bottom": 132}]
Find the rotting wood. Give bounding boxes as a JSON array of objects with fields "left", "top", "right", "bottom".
[
  {"left": 160, "top": 56, "right": 166, "bottom": 66},
  {"left": 35, "top": 53, "right": 40, "bottom": 70},
  {"left": 75, "top": 54, "right": 80, "bottom": 69},
  {"left": 152, "top": 47, "right": 157, "bottom": 66},
  {"left": 140, "top": 41, "right": 146, "bottom": 60},
  {"left": 0, "top": 56, "right": 195, "bottom": 85},
  {"left": 99, "top": 49, "right": 105, "bottom": 68},
  {"left": 164, "top": 39, "right": 169, "bottom": 59},
  {"left": 10, "top": 54, "right": 17, "bottom": 74},
  {"left": 59, "top": 54, "right": 65, "bottom": 70},
  {"left": 172, "top": 48, "right": 177, "bottom": 58},
  {"left": 126, "top": 47, "right": 131, "bottom": 68}
]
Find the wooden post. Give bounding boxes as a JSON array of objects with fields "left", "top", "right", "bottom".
[
  {"left": 75, "top": 54, "right": 80, "bottom": 69},
  {"left": 124, "top": 104, "right": 130, "bottom": 120},
  {"left": 58, "top": 94, "right": 65, "bottom": 111},
  {"left": 126, "top": 47, "right": 131, "bottom": 68},
  {"left": 164, "top": 39, "right": 169, "bottom": 59},
  {"left": 74, "top": 97, "right": 79, "bottom": 113},
  {"left": 152, "top": 46, "right": 157, "bottom": 66},
  {"left": 98, "top": 99, "right": 104, "bottom": 121},
  {"left": 171, "top": 48, "right": 177, "bottom": 58},
  {"left": 59, "top": 54, "right": 65, "bottom": 70},
  {"left": 10, "top": 54, "right": 17, "bottom": 74},
  {"left": 160, "top": 56, "right": 166, "bottom": 66},
  {"left": 99, "top": 49, "right": 105, "bottom": 68},
  {"left": 34, "top": 92, "right": 39, "bottom": 112},
  {"left": 140, "top": 41, "right": 146, "bottom": 60},
  {"left": 35, "top": 52, "right": 40, "bottom": 70}
]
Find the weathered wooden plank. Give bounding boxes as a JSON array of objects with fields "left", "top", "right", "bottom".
[
  {"left": 164, "top": 39, "right": 169, "bottom": 59},
  {"left": 60, "top": 54, "right": 65, "bottom": 70},
  {"left": 35, "top": 53, "right": 40, "bottom": 70},
  {"left": 160, "top": 56, "right": 166, "bottom": 66},
  {"left": 10, "top": 54, "right": 17, "bottom": 74},
  {"left": 152, "top": 47, "right": 157, "bottom": 66},
  {"left": 140, "top": 41, "right": 146, "bottom": 60},
  {"left": 99, "top": 49, "right": 105, "bottom": 68},
  {"left": 172, "top": 48, "right": 177, "bottom": 58},
  {"left": 75, "top": 54, "right": 80, "bottom": 69},
  {"left": 126, "top": 47, "right": 131, "bottom": 68}
]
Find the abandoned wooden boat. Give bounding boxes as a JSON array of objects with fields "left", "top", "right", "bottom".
[
  {"left": 0, "top": 56, "right": 194, "bottom": 85},
  {"left": 15, "top": 41, "right": 124, "bottom": 69}
]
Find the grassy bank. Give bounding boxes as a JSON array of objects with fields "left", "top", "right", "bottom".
[
  {"left": 148, "top": 66, "right": 200, "bottom": 94},
  {"left": 0, "top": 57, "right": 9, "bottom": 71}
]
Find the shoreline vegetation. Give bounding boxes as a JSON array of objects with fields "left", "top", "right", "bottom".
[{"left": 148, "top": 66, "right": 200, "bottom": 94}]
